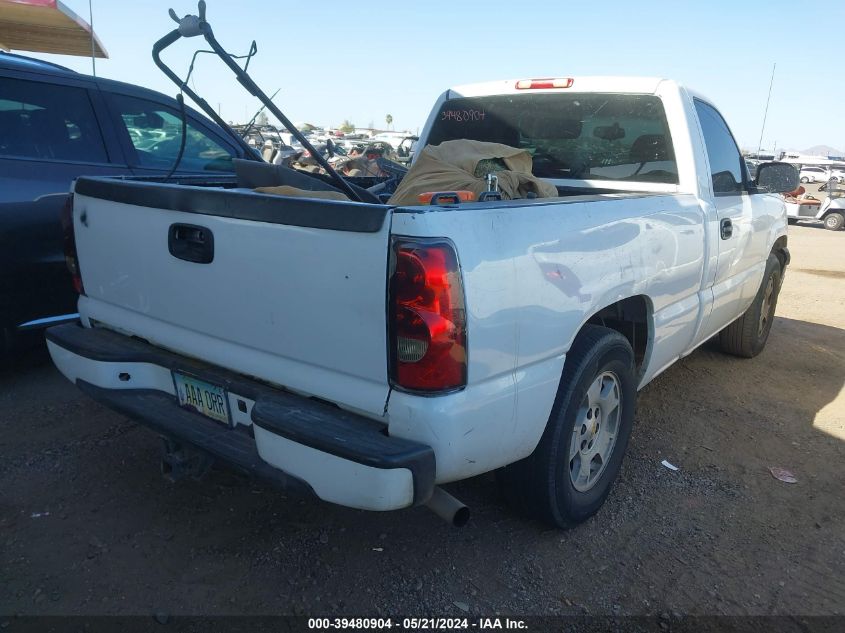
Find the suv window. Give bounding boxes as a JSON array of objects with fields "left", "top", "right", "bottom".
[
  {"left": 110, "top": 94, "right": 235, "bottom": 172},
  {"left": 0, "top": 76, "right": 107, "bottom": 163},
  {"left": 426, "top": 93, "right": 678, "bottom": 183},
  {"left": 694, "top": 99, "right": 744, "bottom": 194}
]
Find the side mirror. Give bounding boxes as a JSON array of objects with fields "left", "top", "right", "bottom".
[{"left": 755, "top": 161, "right": 798, "bottom": 194}]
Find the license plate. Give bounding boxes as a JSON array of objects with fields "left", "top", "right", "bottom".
[{"left": 172, "top": 372, "right": 231, "bottom": 426}]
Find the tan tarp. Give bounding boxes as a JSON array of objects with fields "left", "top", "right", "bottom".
[
  {"left": 388, "top": 139, "right": 558, "bottom": 206},
  {"left": 255, "top": 185, "right": 349, "bottom": 201}
]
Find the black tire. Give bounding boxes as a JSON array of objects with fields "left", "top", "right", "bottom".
[
  {"left": 800, "top": 176, "right": 809, "bottom": 183},
  {"left": 497, "top": 325, "right": 636, "bottom": 528},
  {"left": 718, "top": 253, "right": 782, "bottom": 358},
  {"left": 823, "top": 212, "right": 844, "bottom": 231}
]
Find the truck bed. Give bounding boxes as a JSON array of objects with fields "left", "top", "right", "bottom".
[{"left": 70, "top": 174, "right": 669, "bottom": 420}]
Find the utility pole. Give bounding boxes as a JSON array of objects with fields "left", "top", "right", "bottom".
[
  {"left": 757, "top": 63, "right": 776, "bottom": 155},
  {"left": 88, "top": 0, "right": 96, "bottom": 77}
]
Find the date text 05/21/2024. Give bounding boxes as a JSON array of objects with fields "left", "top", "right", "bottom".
[{"left": 307, "top": 618, "right": 528, "bottom": 630}]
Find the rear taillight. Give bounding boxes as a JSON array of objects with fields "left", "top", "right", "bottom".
[
  {"left": 515, "top": 77, "right": 574, "bottom": 89},
  {"left": 61, "top": 193, "right": 84, "bottom": 295},
  {"left": 389, "top": 238, "right": 467, "bottom": 392}
]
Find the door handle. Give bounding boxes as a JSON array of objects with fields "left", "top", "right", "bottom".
[
  {"left": 720, "top": 218, "right": 733, "bottom": 240},
  {"left": 168, "top": 223, "right": 214, "bottom": 263}
]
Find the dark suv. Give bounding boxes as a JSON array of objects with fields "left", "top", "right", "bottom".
[{"left": 0, "top": 52, "right": 258, "bottom": 352}]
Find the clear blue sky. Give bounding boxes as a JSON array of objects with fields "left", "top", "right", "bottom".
[{"left": 25, "top": 0, "right": 845, "bottom": 153}]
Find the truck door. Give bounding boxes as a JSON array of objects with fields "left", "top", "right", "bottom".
[{"left": 692, "top": 99, "right": 760, "bottom": 344}]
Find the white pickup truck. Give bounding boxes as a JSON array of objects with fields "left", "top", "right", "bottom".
[{"left": 47, "top": 76, "right": 797, "bottom": 528}]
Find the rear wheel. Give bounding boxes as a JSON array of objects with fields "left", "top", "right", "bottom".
[
  {"left": 718, "top": 253, "right": 782, "bottom": 358},
  {"left": 800, "top": 176, "right": 809, "bottom": 183},
  {"left": 497, "top": 325, "right": 636, "bottom": 528},
  {"left": 823, "top": 212, "right": 844, "bottom": 231}
]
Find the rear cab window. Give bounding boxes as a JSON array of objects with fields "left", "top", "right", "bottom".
[
  {"left": 426, "top": 93, "right": 678, "bottom": 185},
  {"left": 0, "top": 76, "right": 108, "bottom": 164},
  {"left": 109, "top": 93, "right": 236, "bottom": 172}
]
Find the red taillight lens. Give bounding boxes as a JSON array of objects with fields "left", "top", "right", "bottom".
[
  {"left": 389, "top": 238, "right": 467, "bottom": 392},
  {"left": 60, "top": 193, "right": 84, "bottom": 295}
]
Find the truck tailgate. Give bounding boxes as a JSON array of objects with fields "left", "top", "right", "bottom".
[{"left": 71, "top": 178, "right": 392, "bottom": 417}]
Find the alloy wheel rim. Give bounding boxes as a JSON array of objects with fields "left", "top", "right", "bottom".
[
  {"left": 758, "top": 276, "right": 775, "bottom": 337},
  {"left": 569, "top": 371, "right": 621, "bottom": 492}
]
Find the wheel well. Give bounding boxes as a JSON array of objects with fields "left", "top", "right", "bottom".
[{"left": 584, "top": 295, "right": 650, "bottom": 377}]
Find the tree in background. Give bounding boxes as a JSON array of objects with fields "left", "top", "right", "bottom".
[
  {"left": 339, "top": 120, "right": 355, "bottom": 133},
  {"left": 256, "top": 111, "right": 269, "bottom": 126},
  {"left": 385, "top": 114, "right": 393, "bottom": 130}
]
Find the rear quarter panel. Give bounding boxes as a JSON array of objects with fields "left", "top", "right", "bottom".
[{"left": 387, "top": 194, "right": 706, "bottom": 481}]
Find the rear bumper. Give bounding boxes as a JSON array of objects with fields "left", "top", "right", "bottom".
[{"left": 46, "top": 323, "right": 435, "bottom": 511}]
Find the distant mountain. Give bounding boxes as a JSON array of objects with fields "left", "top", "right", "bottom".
[{"left": 801, "top": 145, "right": 843, "bottom": 157}]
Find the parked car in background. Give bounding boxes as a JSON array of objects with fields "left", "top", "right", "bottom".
[
  {"left": 828, "top": 167, "right": 845, "bottom": 183},
  {"left": 799, "top": 166, "right": 831, "bottom": 183},
  {"left": 395, "top": 135, "right": 419, "bottom": 165},
  {"left": 0, "top": 52, "right": 259, "bottom": 355},
  {"left": 745, "top": 160, "right": 759, "bottom": 181}
]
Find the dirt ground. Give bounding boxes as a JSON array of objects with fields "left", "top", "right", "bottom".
[{"left": 1, "top": 219, "right": 843, "bottom": 620}]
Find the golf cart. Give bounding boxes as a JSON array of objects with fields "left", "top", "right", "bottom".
[
  {"left": 817, "top": 179, "right": 845, "bottom": 231},
  {"left": 784, "top": 179, "right": 844, "bottom": 231}
]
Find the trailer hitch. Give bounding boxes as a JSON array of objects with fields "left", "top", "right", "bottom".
[{"left": 160, "top": 437, "right": 214, "bottom": 482}]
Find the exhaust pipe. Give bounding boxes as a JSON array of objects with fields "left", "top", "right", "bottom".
[{"left": 425, "top": 487, "right": 470, "bottom": 527}]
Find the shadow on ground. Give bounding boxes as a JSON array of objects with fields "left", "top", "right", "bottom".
[{"left": 0, "top": 316, "right": 843, "bottom": 617}]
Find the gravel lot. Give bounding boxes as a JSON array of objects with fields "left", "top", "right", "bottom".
[{"left": 1, "top": 219, "right": 843, "bottom": 619}]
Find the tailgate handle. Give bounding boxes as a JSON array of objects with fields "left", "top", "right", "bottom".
[{"left": 169, "top": 223, "right": 214, "bottom": 264}]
